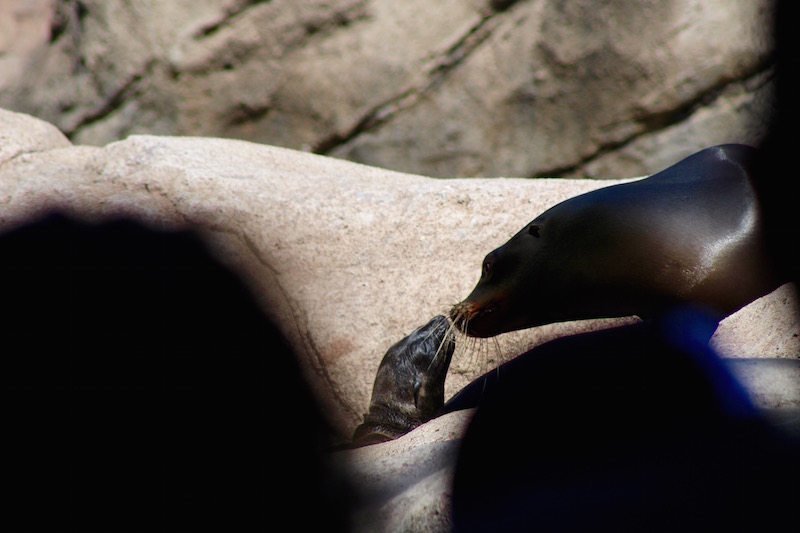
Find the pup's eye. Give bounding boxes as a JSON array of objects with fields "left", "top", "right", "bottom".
[{"left": 528, "top": 224, "right": 540, "bottom": 238}]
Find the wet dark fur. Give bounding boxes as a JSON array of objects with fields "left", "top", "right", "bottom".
[
  {"left": 452, "top": 144, "right": 788, "bottom": 338},
  {"left": 352, "top": 315, "right": 456, "bottom": 446}
]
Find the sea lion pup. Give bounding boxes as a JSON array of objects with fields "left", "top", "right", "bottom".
[
  {"left": 352, "top": 315, "right": 456, "bottom": 446},
  {"left": 451, "top": 144, "right": 788, "bottom": 338}
]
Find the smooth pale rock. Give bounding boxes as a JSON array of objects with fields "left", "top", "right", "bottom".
[
  {"left": 335, "top": 410, "right": 473, "bottom": 532},
  {"left": 712, "top": 283, "right": 800, "bottom": 359},
  {"left": 0, "top": 108, "right": 71, "bottom": 165},
  {"left": 0, "top": 108, "right": 627, "bottom": 434},
  {"left": 2, "top": 107, "right": 798, "bottom": 439}
]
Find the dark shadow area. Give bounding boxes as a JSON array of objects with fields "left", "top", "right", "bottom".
[
  {"left": 3, "top": 214, "right": 352, "bottom": 531},
  {"left": 756, "top": 1, "right": 800, "bottom": 293},
  {"left": 449, "top": 311, "right": 800, "bottom": 531}
]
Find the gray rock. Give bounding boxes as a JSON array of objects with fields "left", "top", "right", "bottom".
[{"left": 0, "top": 0, "right": 775, "bottom": 179}]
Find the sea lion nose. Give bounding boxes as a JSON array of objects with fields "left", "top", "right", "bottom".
[{"left": 429, "top": 314, "right": 449, "bottom": 332}]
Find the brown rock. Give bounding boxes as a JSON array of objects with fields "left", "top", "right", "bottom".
[{"left": 0, "top": 0, "right": 775, "bottom": 179}]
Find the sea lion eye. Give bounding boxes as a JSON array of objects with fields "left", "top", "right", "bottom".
[
  {"left": 482, "top": 260, "right": 492, "bottom": 278},
  {"left": 413, "top": 378, "right": 422, "bottom": 408},
  {"left": 528, "top": 224, "right": 540, "bottom": 238}
]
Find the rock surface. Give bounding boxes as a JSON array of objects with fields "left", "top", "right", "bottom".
[
  {"left": 3, "top": 108, "right": 799, "bottom": 531},
  {"left": 0, "top": 0, "right": 776, "bottom": 179},
  {"left": 2, "top": 107, "right": 798, "bottom": 433},
  {"left": 336, "top": 410, "right": 473, "bottom": 532}
]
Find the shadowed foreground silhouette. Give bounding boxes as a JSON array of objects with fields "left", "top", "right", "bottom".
[
  {"left": 448, "top": 312, "right": 800, "bottom": 531},
  {"left": 4, "top": 214, "right": 351, "bottom": 531}
]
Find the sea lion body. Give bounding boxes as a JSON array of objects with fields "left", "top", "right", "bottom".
[
  {"left": 352, "top": 315, "right": 456, "bottom": 446},
  {"left": 452, "top": 144, "right": 786, "bottom": 338}
]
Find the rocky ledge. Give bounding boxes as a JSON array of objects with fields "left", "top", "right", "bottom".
[{"left": 3, "top": 108, "right": 798, "bottom": 530}]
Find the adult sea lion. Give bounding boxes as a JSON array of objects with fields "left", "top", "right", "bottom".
[
  {"left": 352, "top": 315, "right": 456, "bottom": 446},
  {"left": 451, "top": 144, "right": 788, "bottom": 338}
]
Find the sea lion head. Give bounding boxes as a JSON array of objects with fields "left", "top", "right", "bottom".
[
  {"left": 450, "top": 144, "right": 782, "bottom": 338},
  {"left": 451, "top": 219, "right": 558, "bottom": 338},
  {"left": 352, "top": 315, "right": 456, "bottom": 445},
  {"left": 450, "top": 192, "right": 629, "bottom": 339}
]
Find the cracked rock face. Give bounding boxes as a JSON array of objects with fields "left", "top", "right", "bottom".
[{"left": 0, "top": 0, "right": 775, "bottom": 178}]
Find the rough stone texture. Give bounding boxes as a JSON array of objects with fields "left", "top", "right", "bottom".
[
  {"left": 726, "top": 359, "right": 800, "bottom": 409},
  {"left": 3, "top": 108, "right": 799, "bottom": 531},
  {"left": 0, "top": 0, "right": 775, "bottom": 179},
  {"left": 712, "top": 283, "right": 800, "bottom": 359}
]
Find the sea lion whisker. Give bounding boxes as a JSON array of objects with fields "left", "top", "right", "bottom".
[
  {"left": 491, "top": 334, "right": 504, "bottom": 363},
  {"left": 480, "top": 337, "right": 491, "bottom": 374},
  {"left": 463, "top": 332, "right": 487, "bottom": 374},
  {"left": 421, "top": 320, "right": 444, "bottom": 343},
  {"left": 428, "top": 325, "right": 456, "bottom": 372},
  {"left": 491, "top": 335, "right": 504, "bottom": 381},
  {"left": 454, "top": 314, "right": 495, "bottom": 374},
  {"left": 455, "top": 323, "right": 477, "bottom": 372}
]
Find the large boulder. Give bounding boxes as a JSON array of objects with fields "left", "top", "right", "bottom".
[
  {"left": 3, "top": 106, "right": 798, "bottom": 434},
  {"left": 3, "top": 108, "right": 799, "bottom": 531},
  {"left": 0, "top": 0, "right": 775, "bottom": 179}
]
